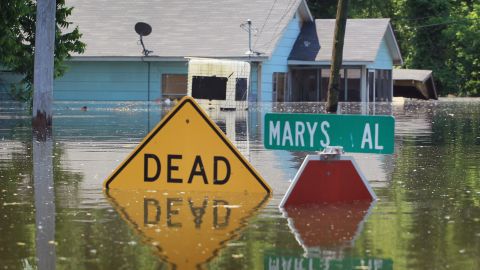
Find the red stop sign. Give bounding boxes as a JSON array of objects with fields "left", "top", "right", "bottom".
[{"left": 280, "top": 155, "right": 376, "bottom": 207}]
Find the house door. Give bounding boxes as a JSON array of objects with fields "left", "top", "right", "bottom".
[{"left": 368, "top": 70, "right": 375, "bottom": 102}]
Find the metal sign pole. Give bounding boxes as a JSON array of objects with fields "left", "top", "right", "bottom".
[{"left": 318, "top": 146, "right": 344, "bottom": 160}]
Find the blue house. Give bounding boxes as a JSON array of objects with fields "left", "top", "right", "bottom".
[{"left": 1, "top": 0, "right": 403, "bottom": 103}]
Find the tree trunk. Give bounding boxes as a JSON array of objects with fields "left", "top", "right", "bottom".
[
  {"left": 326, "top": 0, "right": 349, "bottom": 113},
  {"left": 33, "top": 0, "right": 56, "bottom": 133}
]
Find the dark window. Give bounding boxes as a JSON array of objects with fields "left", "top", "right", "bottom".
[
  {"left": 368, "top": 71, "right": 375, "bottom": 102},
  {"left": 192, "top": 76, "right": 228, "bottom": 100},
  {"left": 162, "top": 74, "right": 188, "bottom": 99},
  {"left": 374, "top": 69, "right": 392, "bottom": 101},
  {"left": 215, "top": 120, "right": 227, "bottom": 134},
  {"left": 272, "top": 72, "right": 287, "bottom": 102},
  {"left": 235, "top": 78, "right": 248, "bottom": 101},
  {"left": 292, "top": 69, "right": 317, "bottom": 101},
  {"left": 345, "top": 68, "right": 361, "bottom": 102},
  {"left": 320, "top": 68, "right": 330, "bottom": 102}
]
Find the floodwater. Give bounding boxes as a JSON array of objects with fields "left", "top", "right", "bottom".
[{"left": 1, "top": 98, "right": 479, "bottom": 270}]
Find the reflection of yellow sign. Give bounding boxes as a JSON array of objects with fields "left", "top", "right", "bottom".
[
  {"left": 106, "top": 190, "right": 269, "bottom": 269},
  {"left": 104, "top": 96, "right": 270, "bottom": 194}
]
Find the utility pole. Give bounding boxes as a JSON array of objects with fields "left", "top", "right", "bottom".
[
  {"left": 326, "top": 0, "right": 348, "bottom": 113},
  {"left": 33, "top": 0, "right": 56, "bottom": 134},
  {"left": 247, "top": 19, "right": 252, "bottom": 55}
]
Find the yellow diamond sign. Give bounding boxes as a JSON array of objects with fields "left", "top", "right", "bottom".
[{"left": 104, "top": 96, "right": 271, "bottom": 194}]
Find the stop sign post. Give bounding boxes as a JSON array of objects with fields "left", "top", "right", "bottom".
[{"left": 264, "top": 113, "right": 395, "bottom": 207}]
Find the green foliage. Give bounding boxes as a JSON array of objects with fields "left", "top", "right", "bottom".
[
  {"left": 444, "top": 3, "right": 480, "bottom": 96},
  {"left": 306, "top": 0, "right": 338, "bottom": 19},
  {"left": 8, "top": 83, "right": 32, "bottom": 102},
  {"left": 0, "top": 0, "right": 85, "bottom": 103},
  {"left": 307, "top": 0, "right": 480, "bottom": 96},
  {"left": 307, "top": 0, "right": 394, "bottom": 18}
]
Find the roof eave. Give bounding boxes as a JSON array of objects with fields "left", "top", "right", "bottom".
[
  {"left": 298, "top": 0, "right": 314, "bottom": 22},
  {"left": 386, "top": 23, "right": 404, "bottom": 66},
  {"left": 69, "top": 55, "right": 269, "bottom": 62},
  {"left": 288, "top": 60, "right": 373, "bottom": 66},
  {"left": 69, "top": 56, "right": 186, "bottom": 62}
]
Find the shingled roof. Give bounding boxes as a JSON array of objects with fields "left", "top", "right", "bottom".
[
  {"left": 393, "top": 69, "right": 433, "bottom": 82},
  {"left": 65, "top": 0, "right": 312, "bottom": 60},
  {"left": 289, "top": 19, "right": 402, "bottom": 65}
]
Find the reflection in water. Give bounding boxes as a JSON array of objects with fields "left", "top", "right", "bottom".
[
  {"left": 106, "top": 190, "right": 269, "bottom": 269},
  {"left": 268, "top": 201, "right": 394, "bottom": 270},
  {"left": 1, "top": 99, "right": 480, "bottom": 269},
  {"left": 207, "top": 110, "right": 250, "bottom": 160},
  {"left": 282, "top": 201, "right": 375, "bottom": 257},
  {"left": 33, "top": 135, "right": 56, "bottom": 270},
  {"left": 264, "top": 254, "right": 393, "bottom": 270}
]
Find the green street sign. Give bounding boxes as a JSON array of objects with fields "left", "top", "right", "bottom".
[{"left": 264, "top": 113, "right": 395, "bottom": 154}]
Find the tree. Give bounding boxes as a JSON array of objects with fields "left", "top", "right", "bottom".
[
  {"left": 307, "top": 0, "right": 394, "bottom": 19},
  {"left": 0, "top": 0, "right": 85, "bottom": 103},
  {"left": 404, "top": 0, "right": 453, "bottom": 94},
  {"left": 444, "top": 2, "right": 480, "bottom": 96},
  {"left": 398, "top": 0, "right": 479, "bottom": 96},
  {"left": 308, "top": 0, "right": 479, "bottom": 97},
  {"left": 307, "top": 0, "right": 338, "bottom": 18}
]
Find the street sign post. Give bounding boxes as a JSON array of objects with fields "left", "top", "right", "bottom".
[
  {"left": 265, "top": 113, "right": 395, "bottom": 205},
  {"left": 264, "top": 113, "right": 395, "bottom": 154}
]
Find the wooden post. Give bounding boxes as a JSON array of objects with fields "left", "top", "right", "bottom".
[
  {"left": 32, "top": 0, "right": 56, "bottom": 254},
  {"left": 33, "top": 0, "right": 56, "bottom": 133},
  {"left": 33, "top": 135, "right": 56, "bottom": 270},
  {"left": 326, "top": 0, "right": 348, "bottom": 113}
]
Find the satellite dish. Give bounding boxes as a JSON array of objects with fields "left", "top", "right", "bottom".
[
  {"left": 135, "top": 22, "right": 152, "bottom": 36},
  {"left": 134, "top": 22, "right": 153, "bottom": 56}
]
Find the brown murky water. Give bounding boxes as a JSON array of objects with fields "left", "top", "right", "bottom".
[{"left": 1, "top": 99, "right": 479, "bottom": 269}]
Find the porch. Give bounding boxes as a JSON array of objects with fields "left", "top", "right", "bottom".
[
  {"left": 282, "top": 19, "right": 402, "bottom": 103},
  {"left": 272, "top": 66, "right": 393, "bottom": 102}
]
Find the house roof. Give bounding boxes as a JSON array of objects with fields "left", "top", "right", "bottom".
[
  {"left": 393, "top": 69, "right": 437, "bottom": 99},
  {"left": 288, "top": 19, "right": 403, "bottom": 65},
  {"left": 393, "top": 69, "right": 432, "bottom": 82},
  {"left": 65, "top": 0, "right": 312, "bottom": 60}
]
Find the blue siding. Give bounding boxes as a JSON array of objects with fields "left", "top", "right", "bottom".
[
  {"left": 260, "top": 15, "right": 302, "bottom": 102},
  {"left": 367, "top": 38, "right": 393, "bottom": 70},
  {"left": 54, "top": 61, "right": 188, "bottom": 101}
]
